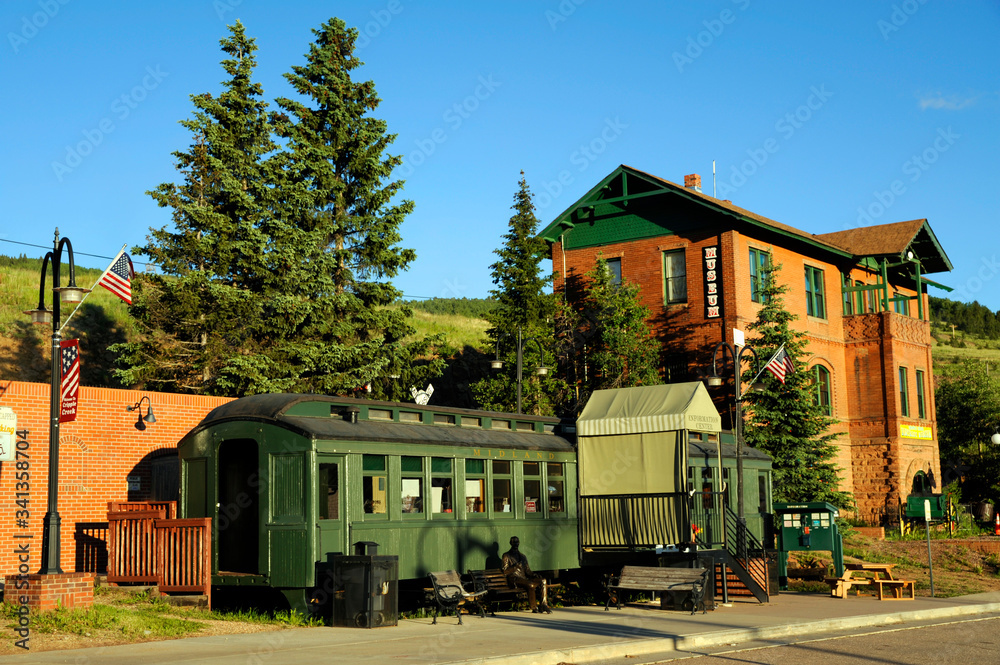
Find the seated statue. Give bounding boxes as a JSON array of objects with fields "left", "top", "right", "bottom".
[{"left": 501, "top": 536, "right": 551, "bottom": 613}]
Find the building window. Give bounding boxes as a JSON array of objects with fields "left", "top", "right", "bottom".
[
  {"left": 899, "top": 367, "right": 910, "bottom": 417},
  {"left": 894, "top": 292, "right": 909, "bottom": 316},
  {"left": 842, "top": 273, "right": 853, "bottom": 315},
  {"left": 805, "top": 266, "right": 826, "bottom": 319},
  {"left": 605, "top": 257, "right": 622, "bottom": 286},
  {"left": 662, "top": 249, "right": 687, "bottom": 304},
  {"left": 812, "top": 365, "right": 832, "bottom": 416},
  {"left": 915, "top": 369, "right": 926, "bottom": 419},
  {"left": 749, "top": 248, "right": 771, "bottom": 303}
]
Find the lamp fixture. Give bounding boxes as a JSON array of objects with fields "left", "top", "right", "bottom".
[
  {"left": 126, "top": 396, "right": 156, "bottom": 431},
  {"left": 992, "top": 429, "right": 1000, "bottom": 446}
]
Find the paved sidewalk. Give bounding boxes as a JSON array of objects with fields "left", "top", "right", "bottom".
[{"left": 4, "top": 591, "right": 1000, "bottom": 665}]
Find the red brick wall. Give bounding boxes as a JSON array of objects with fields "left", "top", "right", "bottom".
[
  {"left": 552, "top": 222, "right": 942, "bottom": 524},
  {"left": 3, "top": 572, "right": 94, "bottom": 611},
  {"left": 0, "top": 381, "right": 230, "bottom": 575}
]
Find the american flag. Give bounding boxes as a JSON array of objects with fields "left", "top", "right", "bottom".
[
  {"left": 764, "top": 346, "right": 795, "bottom": 384},
  {"left": 59, "top": 339, "right": 80, "bottom": 423},
  {"left": 98, "top": 249, "right": 134, "bottom": 304}
]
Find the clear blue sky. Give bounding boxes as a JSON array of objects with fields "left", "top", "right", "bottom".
[{"left": 3, "top": 1, "right": 998, "bottom": 309}]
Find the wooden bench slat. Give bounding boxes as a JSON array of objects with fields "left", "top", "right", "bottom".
[{"left": 607, "top": 566, "right": 709, "bottom": 614}]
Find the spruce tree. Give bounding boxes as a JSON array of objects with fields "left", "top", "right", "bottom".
[
  {"left": 114, "top": 22, "right": 279, "bottom": 394},
  {"left": 270, "top": 17, "right": 442, "bottom": 398},
  {"left": 473, "top": 173, "right": 563, "bottom": 414},
  {"left": 580, "top": 257, "right": 661, "bottom": 392},
  {"left": 740, "top": 265, "right": 851, "bottom": 508}
]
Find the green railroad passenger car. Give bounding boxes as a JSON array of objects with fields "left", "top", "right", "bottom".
[{"left": 176, "top": 393, "right": 579, "bottom": 611}]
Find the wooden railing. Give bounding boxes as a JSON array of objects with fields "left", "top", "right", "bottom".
[
  {"left": 107, "top": 502, "right": 210, "bottom": 608},
  {"left": 108, "top": 500, "right": 176, "bottom": 519}
]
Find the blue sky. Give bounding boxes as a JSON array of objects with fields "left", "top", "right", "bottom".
[{"left": 3, "top": 1, "right": 998, "bottom": 310}]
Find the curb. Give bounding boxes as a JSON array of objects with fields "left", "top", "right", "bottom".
[{"left": 443, "top": 601, "right": 1000, "bottom": 665}]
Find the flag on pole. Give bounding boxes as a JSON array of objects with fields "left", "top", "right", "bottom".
[
  {"left": 764, "top": 345, "right": 795, "bottom": 384},
  {"left": 60, "top": 339, "right": 80, "bottom": 423},
  {"left": 97, "top": 249, "right": 134, "bottom": 304}
]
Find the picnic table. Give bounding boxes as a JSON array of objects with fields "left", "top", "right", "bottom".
[{"left": 825, "top": 562, "right": 914, "bottom": 600}]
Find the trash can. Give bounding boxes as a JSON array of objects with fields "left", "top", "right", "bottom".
[{"left": 332, "top": 541, "right": 399, "bottom": 628}]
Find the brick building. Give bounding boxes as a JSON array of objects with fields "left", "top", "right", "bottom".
[
  {"left": 539, "top": 165, "right": 953, "bottom": 524},
  {"left": 0, "top": 381, "right": 229, "bottom": 575}
]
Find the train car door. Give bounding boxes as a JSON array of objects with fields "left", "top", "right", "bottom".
[{"left": 317, "top": 455, "right": 346, "bottom": 558}]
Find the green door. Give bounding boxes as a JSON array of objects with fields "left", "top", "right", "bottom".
[
  {"left": 268, "top": 452, "right": 309, "bottom": 587},
  {"left": 317, "top": 455, "right": 346, "bottom": 560}
]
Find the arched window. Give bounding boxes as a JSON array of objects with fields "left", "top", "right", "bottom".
[{"left": 812, "top": 365, "right": 832, "bottom": 416}]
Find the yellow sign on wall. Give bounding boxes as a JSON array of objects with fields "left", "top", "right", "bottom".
[{"left": 900, "top": 424, "right": 933, "bottom": 440}]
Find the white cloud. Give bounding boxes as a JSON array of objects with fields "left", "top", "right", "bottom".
[{"left": 919, "top": 93, "right": 977, "bottom": 111}]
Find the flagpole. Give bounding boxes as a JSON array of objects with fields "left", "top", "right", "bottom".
[
  {"left": 58, "top": 244, "right": 127, "bottom": 333},
  {"left": 749, "top": 343, "right": 786, "bottom": 385}
]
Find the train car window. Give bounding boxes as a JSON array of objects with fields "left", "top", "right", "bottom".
[
  {"left": 523, "top": 462, "right": 541, "bottom": 516},
  {"left": 492, "top": 460, "right": 512, "bottom": 515},
  {"left": 465, "top": 459, "right": 486, "bottom": 515},
  {"left": 516, "top": 421, "right": 534, "bottom": 432},
  {"left": 757, "top": 473, "right": 769, "bottom": 514},
  {"left": 431, "top": 457, "right": 453, "bottom": 516},
  {"left": 492, "top": 420, "right": 511, "bottom": 430},
  {"left": 547, "top": 462, "right": 565, "bottom": 513},
  {"left": 401, "top": 456, "right": 423, "bottom": 514},
  {"left": 433, "top": 413, "right": 456, "bottom": 425},
  {"left": 722, "top": 468, "right": 731, "bottom": 507},
  {"left": 363, "top": 454, "right": 387, "bottom": 515},
  {"left": 319, "top": 463, "right": 339, "bottom": 520},
  {"left": 461, "top": 417, "right": 481, "bottom": 428},
  {"left": 399, "top": 411, "right": 421, "bottom": 422},
  {"left": 368, "top": 409, "right": 392, "bottom": 421}
]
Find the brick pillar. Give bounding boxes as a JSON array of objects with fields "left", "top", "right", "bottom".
[{"left": 3, "top": 573, "right": 94, "bottom": 612}]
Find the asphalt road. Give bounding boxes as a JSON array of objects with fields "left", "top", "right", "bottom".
[{"left": 657, "top": 613, "right": 1000, "bottom": 665}]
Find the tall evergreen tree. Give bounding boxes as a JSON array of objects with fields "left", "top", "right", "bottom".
[
  {"left": 267, "top": 17, "right": 442, "bottom": 397},
  {"left": 740, "top": 265, "right": 851, "bottom": 508},
  {"left": 473, "top": 174, "right": 563, "bottom": 414},
  {"left": 114, "top": 22, "right": 279, "bottom": 394},
  {"left": 578, "top": 257, "right": 661, "bottom": 393}
]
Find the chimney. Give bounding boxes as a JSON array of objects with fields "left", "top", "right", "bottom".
[{"left": 684, "top": 173, "right": 702, "bottom": 193}]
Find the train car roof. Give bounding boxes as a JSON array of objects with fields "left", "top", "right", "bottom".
[
  {"left": 688, "top": 439, "right": 772, "bottom": 462},
  {"left": 182, "top": 393, "right": 575, "bottom": 452}
]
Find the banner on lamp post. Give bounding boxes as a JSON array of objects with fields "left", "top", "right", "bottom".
[{"left": 0, "top": 407, "right": 16, "bottom": 462}]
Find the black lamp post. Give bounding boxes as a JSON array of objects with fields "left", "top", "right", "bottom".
[
  {"left": 707, "top": 341, "right": 765, "bottom": 521},
  {"left": 491, "top": 325, "right": 548, "bottom": 414},
  {"left": 23, "top": 229, "right": 89, "bottom": 575}
]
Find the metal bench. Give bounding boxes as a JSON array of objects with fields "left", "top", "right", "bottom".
[
  {"left": 605, "top": 565, "right": 709, "bottom": 614},
  {"left": 428, "top": 570, "right": 486, "bottom": 625}
]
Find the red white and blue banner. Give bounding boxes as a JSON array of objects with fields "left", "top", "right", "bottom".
[{"left": 59, "top": 339, "right": 80, "bottom": 423}]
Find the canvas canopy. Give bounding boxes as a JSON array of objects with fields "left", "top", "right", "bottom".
[
  {"left": 577, "top": 381, "right": 721, "bottom": 437},
  {"left": 577, "top": 382, "right": 721, "bottom": 497}
]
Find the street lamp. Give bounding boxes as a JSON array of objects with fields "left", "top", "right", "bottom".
[
  {"left": 126, "top": 396, "right": 157, "bottom": 431},
  {"left": 23, "top": 229, "right": 90, "bottom": 575},
  {"left": 491, "top": 325, "right": 548, "bottom": 414},
  {"left": 707, "top": 341, "right": 765, "bottom": 521}
]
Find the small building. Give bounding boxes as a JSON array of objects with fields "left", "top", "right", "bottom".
[{"left": 540, "top": 165, "right": 953, "bottom": 524}]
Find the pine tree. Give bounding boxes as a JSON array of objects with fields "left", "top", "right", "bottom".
[
  {"left": 114, "top": 22, "right": 279, "bottom": 394},
  {"left": 473, "top": 173, "right": 563, "bottom": 414},
  {"left": 740, "top": 265, "right": 851, "bottom": 508},
  {"left": 266, "top": 17, "right": 442, "bottom": 397},
  {"left": 578, "top": 257, "right": 661, "bottom": 393}
]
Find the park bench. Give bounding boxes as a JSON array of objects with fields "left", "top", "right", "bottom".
[
  {"left": 428, "top": 570, "right": 486, "bottom": 625},
  {"left": 467, "top": 568, "right": 526, "bottom": 614},
  {"left": 605, "top": 565, "right": 709, "bottom": 614}
]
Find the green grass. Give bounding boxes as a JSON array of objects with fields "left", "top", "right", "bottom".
[
  {"left": 0, "top": 600, "right": 203, "bottom": 639},
  {"left": 405, "top": 308, "right": 490, "bottom": 352}
]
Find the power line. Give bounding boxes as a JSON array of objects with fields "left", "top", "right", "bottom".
[
  {"left": 0, "top": 237, "right": 153, "bottom": 268},
  {"left": 1, "top": 237, "right": 442, "bottom": 301}
]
